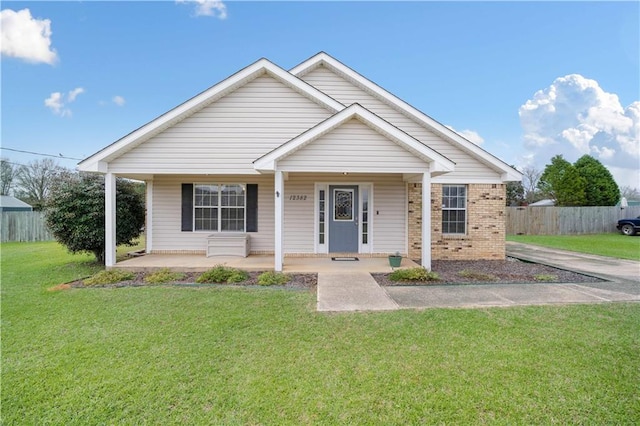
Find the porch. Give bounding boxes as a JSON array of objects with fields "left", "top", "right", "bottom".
[{"left": 115, "top": 253, "right": 420, "bottom": 273}]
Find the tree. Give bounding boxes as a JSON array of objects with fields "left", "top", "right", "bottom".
[
  {"left": 505, "top": 165, "right": 525, "bottom": 206},
  {"left": 45, "top": 173, "right": 145, "bottom": 264},
  {"left": 506, "top": 180, "right": 525, "bottom": 206},
  {"left": 620, "top": 186, "right": 640, "bottom": 201},
  {"left": 555, "top": 166, "right": 588, "bottom": 206},
  {"left": 538, "top": 155, "right": 586, "bottom": 206},
  {"left": 0, "top": 158, "right": 18, "bottom": 195},
  {"left": 521, "top": 165, "right": 543, "bottom": 203},
  {"left": 573, "top": 155, "right": 619, "bottom": 206},
  {"left": 15, "top": 159, "right": 64, "bottom": 209}
]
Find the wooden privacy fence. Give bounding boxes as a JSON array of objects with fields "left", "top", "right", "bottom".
[
  {"left": 1, "top": 211, "right": 55, "bottom": 242},
  {"left": 506, "top": 206, "right": 640, "bottom": 235}
]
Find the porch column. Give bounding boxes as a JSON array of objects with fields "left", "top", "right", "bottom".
[
  {"left": 105, "top": 172, "right": 116, "bottom": 267},
  {"left": 145, "top": 180, "right": 153, "bottom": 253},
  {"left": 274, "top": 170, "right": 284, "bottom": 271},
  {"left": 421, "top": 172, "right": 432, "bottom": 270}
]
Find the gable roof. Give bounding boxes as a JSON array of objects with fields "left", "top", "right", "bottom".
[
  {"left": 78, "top": 58, "right": 345, "bottom": 172},
  {"left": 291, "top": 52, "right": 522, "bottom": 182},
  {"left": 0, "top": 195, "right": 32, "bottom": 209},
  {"left": 254, "top": 103, "right": 455, "bottom": 175}
]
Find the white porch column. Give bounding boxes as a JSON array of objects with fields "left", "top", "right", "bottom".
[
  {"left": 105, "top": 172, "right": 116, "bottom": 267},
  {"left": 421, "top": 172, "right": 432, "bottom": 270},
  {"left": 145, "top": 180, "right": 153, "bottom": 254},
  {"left": 274, "top": 170, "right": 284, "bottom": 271}
]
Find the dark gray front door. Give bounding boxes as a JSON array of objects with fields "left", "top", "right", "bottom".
[{"left": 329, "top": 185, "right": 358, "bottom": 252}]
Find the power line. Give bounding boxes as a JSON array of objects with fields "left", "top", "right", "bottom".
[{"left": 1, "top": 147, "right": 83, "bottom": 161}]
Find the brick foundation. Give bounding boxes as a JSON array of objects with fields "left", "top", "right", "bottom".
[{"left": 408, "top": 183, "right": 506, "bottom": 260}]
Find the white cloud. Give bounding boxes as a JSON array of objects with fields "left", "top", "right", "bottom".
[
  {"left": 176, "top": 0, "right": 227, "bottom": 19},
  {"left": 519, "top": 74, "right": 640, "bottom": 188},
  {"left": 0, "top": 8, "right": 57, "bottom": 65},
  {"left": 44, "top": 87, "right": 85, "bottom": 117},
  {"left": 44, "top": 92, "right": 66, "bottom": 116},
  {"left": 446, "top": 126, "right": 485, "bottom": 145},
  {"left": 68, "top": 87, "right": 85, "bottom": 102},
  {"left": 112, "top": 95, "right": 126, "bottom": 106}
]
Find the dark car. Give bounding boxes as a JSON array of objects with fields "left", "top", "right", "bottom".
[{"left": 617, "top": 216, "right": 640, "bottom": 236}]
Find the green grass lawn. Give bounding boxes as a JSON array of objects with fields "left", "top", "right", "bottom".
[
  {"left": 2, "top": 242, "right": 639, "bottom": 424},
  {"left": 507, "top": 233, "right": 640, "bottom": 261}
]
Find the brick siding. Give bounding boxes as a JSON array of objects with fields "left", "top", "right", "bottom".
[{"left": 408, "top": 183, "right": 506, "bottom": 260}]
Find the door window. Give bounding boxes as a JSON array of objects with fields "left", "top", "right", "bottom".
[{"left": 333, "top": 189, "right": 354, "bottom": 221}]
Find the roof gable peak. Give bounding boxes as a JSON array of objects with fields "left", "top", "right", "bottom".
[
  {"left": 78, "top": 56, "right": 344, "bottom": 172},
  {"left": 254, "top": 103, "right": 455, "bottom": 175},
  {"left": 291, "top": 52, "right": 522, "bottom": 181}
]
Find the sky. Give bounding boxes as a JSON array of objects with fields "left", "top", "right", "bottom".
[{"left": 2, "top": 1, "right": 639, "bottom": 189}]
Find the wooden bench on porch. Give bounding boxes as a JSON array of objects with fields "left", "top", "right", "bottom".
[{"left": 206, "top": 233, "right": 251, "bottom": 257}]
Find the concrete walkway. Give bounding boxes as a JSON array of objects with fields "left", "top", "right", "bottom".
[
  {"left": 317, "top": 272, "right": 398, "bottom": 312},
  {"left": 316, "top": 243, "right": 640, "bottom": 311},
  {"left": 385, "top": 282, "right": 640, "bottom": 309},
  {"left": 506, "top": 241, "right": 640, "bottom": 283}
]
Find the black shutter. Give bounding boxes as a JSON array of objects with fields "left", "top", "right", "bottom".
[
  {"left": 246, "top": 184, "right": 258, "bottom": 232},
  {"left": 181, "top": 184, "right": 193, "bottom": 232}
]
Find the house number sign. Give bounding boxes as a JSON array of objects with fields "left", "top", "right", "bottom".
[{"left": 288, "top": 195, "right": 308, "bottom": 201}]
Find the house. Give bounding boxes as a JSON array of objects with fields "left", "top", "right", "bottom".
[
  {"left": 78, "top": 52, "right": 522, "bottom": 270},
  {"left": 529, "top": 199, "right": 556, "bottom": 207},
  {"left": 0, "top": 195, "right": 33, "bottom": 212}
]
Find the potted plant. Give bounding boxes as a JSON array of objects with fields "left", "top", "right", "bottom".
[{"left": 388, "top": 251, "right": 402, "bottom": 268}]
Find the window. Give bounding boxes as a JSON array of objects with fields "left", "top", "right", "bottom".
[
  {"left": 333, "top": 189, "right": 354, "bottom": 221},
  {"left": 442, "top": 185, "right": 466, "bottom": 234},
  {"left": 194, "top": 184, "right": 245, "bottom": 232},
  {"left": 361, "top": 187, "right": 369, "bottom": 244},
  {"left": 318, "top": 189, "right": 326, "bottom": 244}
]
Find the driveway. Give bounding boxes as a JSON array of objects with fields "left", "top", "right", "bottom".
[{"left": 506, "top": 241, "right": 640, "bottom": 285}]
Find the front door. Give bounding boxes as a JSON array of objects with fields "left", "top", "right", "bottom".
[{"left": 329, "top": 185, "right": 359, "bottom": 252}]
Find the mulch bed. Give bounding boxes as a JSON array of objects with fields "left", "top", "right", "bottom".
[
  {"left": 374, "top": 257, "right": 604, "bottom": 286},
  {"left": 68, "top": 271, "right": 318, "bottom": 290},
  {"left": 63, "top": 257, "right": 603, "bottom": 290}
]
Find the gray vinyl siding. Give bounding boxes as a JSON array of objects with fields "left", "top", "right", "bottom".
[
  {"left": 300, "top": 66, "right": 502, "bottom": 181},
  {"left": 109, "top": 75, "right": 331, "bottom": 175},
  {"left": 153, "top": 173, "right": 405, "bottom": 254},
  {"left": 278, "top": 118, "right": 429, "bottom": 173},
  {"left": 152, "top": 175, "right": 274, "bottom": 253}
]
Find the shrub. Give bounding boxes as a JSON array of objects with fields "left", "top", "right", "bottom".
[
  {"left": 196, "top": 265, "right": 249, "bottom": 284},
  {"left": 458, "top": 269, "right": 497, "bottom": 281},
  {"left": 84, "top": 269, "right": 135, "bottom": 286},
  {"left": 144, "top": 268, "right": 186, "bottom": 284},
  {"left": 257, "top": 271, "right": 290, "bottom": 286},
  {"left": 389, "top": 267, "right": 439, "bottom": 282},
  {"left": 46, "top": 173, "right": 145, "bottom": 264},
  {"left": 534, "top": 274, "right": 558, "bottom": 282}
]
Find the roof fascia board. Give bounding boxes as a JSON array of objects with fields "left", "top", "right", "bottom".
[
  {"left": 78, "top": 58, "right": 345, "bottom": 171},
  {"left": 254, "top": 103, "right": 455, "bottom": 173},
  {"left": 291, "top": 52, "right": 522, "bottom": 181}
]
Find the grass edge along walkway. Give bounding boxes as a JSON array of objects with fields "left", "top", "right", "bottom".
[{"left": 507, "top": 233, "right": 640, "bottom": 261}]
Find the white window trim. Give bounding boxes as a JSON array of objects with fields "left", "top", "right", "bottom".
[
  {"left": 314, "top": 182, "right": 373, "bottom": 254},
  {"left": 359, "top": 184, "right": 373, "bottom": 252},
  {"left": 442, "top": 184, "right": 467, "bottom": 235},
  {"left": 193, "top": 183, "right": 247, "bottom": 233}
]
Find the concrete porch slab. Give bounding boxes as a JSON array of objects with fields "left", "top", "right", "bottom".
[{"left": 115, "top": 253, "right": 419, "bottom": 273}]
